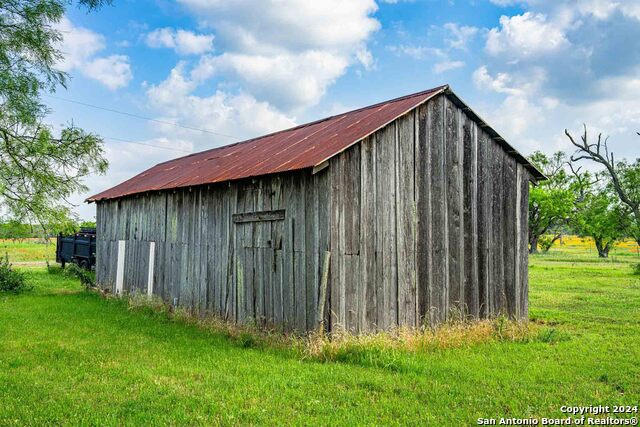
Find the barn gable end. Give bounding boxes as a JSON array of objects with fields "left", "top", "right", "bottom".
[{"left": 325, "top": 93, "right": 530, "bottom": 332}]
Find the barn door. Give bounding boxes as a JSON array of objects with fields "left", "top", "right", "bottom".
[{"left": 232, "top": 210, "right": 284, "bottom": 326}]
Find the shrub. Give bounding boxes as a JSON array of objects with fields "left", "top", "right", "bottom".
[
  {"left": 62, "top": 263, "right": 96, "bottom": 289},
  {"left": 46, "top": 261, "right": 63, "bottom": 275},
  {"left": 0, "top": 254, "right": 31, "bottom": 294},
  {"left": 633, "top": 263, "right": 640, "bottom": 276}
]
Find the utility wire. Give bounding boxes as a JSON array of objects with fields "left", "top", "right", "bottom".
[
  {"left": 103, "top": 136, "right": 192, "bottom": 153},
  {"left": 45, "top": 94, "right": 241, "bottom": 140}
]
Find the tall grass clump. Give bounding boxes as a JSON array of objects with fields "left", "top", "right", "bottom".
[
  {"left": 0, "top": 253, "right": 31, "bottom": 293},
  {"left": 127, "top": 291, "right": 168, "bottom": 317},
  {"left": 632, "top": 263, "right": 640, "bottom": 276},
  {"left": 301, "top": 317, "right": 540, "bottom": 365}
]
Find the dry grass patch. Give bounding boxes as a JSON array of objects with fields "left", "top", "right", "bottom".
[{"left": 301, "top": 317, "right": 544, "bottom": 364}]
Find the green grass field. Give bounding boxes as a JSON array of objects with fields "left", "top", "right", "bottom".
[
  {"left": 0, "top": 240, "right": 638, "bottom": 425},
  {"left": 0, "top": 239, "right": 55, "bottom": 262}
]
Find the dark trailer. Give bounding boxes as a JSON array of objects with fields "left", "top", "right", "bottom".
[{"left": 56, "top": 228, "right": 97, "bottom": 269}]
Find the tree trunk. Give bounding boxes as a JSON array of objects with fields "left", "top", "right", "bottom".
[
  {"left": 541, "top": 233, "right": 562, "bottom": 253},
  {"left": 529, "top": 235, "right": 539, "bottom": 254},
  {"left": 595, "top": 239, "right": 609, "bottom": 258}
]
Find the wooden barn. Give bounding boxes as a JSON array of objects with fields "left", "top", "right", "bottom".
[{"left": 88, "top": 85, "right": 544, "bottom": 333}]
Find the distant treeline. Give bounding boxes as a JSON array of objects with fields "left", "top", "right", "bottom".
[{"left": 0, "top": 221, "right": 96, "bottom": 241}]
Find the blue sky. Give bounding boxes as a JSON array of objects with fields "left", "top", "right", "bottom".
[{"left": 49, "top": 0, "right": 640, "bottom": 219}]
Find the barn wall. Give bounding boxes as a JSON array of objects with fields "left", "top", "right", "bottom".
[
  {"left": 96, "top": 170, "right": 331, "bottom": 332},
  {"left": 327, "top": 93, "right": 530, "bottom": 332}
]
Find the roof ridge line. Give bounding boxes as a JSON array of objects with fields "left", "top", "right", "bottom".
[{"left": 151, "top": 84, "right": 450, "bottom": 168}]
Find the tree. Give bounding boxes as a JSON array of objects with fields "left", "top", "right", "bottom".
[
  {"left": 572, "top": 186, "right": 630, "bottom": 258},
  {"left": 79, "top": 220, "right": 95, "bottom": 229},
  {"left": 1, "top": 0, "right": 110, "bottom": 231},
  {"left": 0, "top": 219, "right": 32, "bottom": 241},
  {"left": 614, "top": 158, "right": 640, "bottom": 245},
  {"left": 565, "top": 126, "right": 640, "bottom": 246},
  {"left": 527, "top": 151, "right": 575, "bottom": 253}
]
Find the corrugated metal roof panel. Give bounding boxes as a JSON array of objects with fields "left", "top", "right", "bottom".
[{"left": 87, "top": 85, "right": 543, "bottom": 202}]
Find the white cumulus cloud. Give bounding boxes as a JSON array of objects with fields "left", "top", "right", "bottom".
[
  {"left": 486, "top": 12, "right": 570, "bottom": 59},
  {"left": 57, "top": 17, "right": 133, "bottom": 90},
  {"left": 178, "top": 0, "right": 380, "bottom": 54},
  {"left": 433, "top": 60, "right": 465, "bottom": 74},
  {"left": 146, "top": 63, "right": 296, "bottom": 150},
  {"left": 82, "top": 55, "right": 133, "bottom": 90},
  {"left": 444, "top": 23, "right": 479, "bottom": 50},
  {"left": 172, "top": 0, "right": 380, "bottom": 112},
  {"left": 473, "top": 1, "right": 640, "bottom": 158},
  {"left": 191, "top": 51, "right": 349, "bottom": 112},
  {"left": 56, "top": 17, "right": 132, "bottom": 90},
  {"left": 146, "top": 28, "right": 215, "bottom": 55}
]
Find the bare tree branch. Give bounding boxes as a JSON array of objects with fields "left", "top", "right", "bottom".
[{"left": 565, "top": 126, "right": 639, "bottom": 219}]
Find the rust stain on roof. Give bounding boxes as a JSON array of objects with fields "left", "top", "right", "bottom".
[{"left": 87, "top": 85, "right": 542, "bottom": 202}]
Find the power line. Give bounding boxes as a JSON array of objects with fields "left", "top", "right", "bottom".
[
  {"left": 45, "top": 94, "right": 241, "bottom": 140},
  {"left": 104, "top": 136, "right": 192, "bottom": 153}
]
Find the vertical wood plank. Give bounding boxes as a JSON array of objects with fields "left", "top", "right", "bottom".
[
  {"left": 147, "top": 241, "right": 155, "bottom": 296},
  {"left": 315, "top": 170, "right": 331, "bottom": 328},
  {"left": 428, "top": 95, "right": 448, "bottom": 324},
  {"left": 463, "top": 115, "right": 479, "bottom": 317},
  {"left": 304, "top": 175, "right": 316, "bottom": 330},
  {"left": 476, "top": 130, "right": 492, "bottom": 317},
  {"left": 329, "top": 155, "right": 343, "bottom": 331},
  {"left": 518, "top": 165, "right": 530, "bottom": 319},
  {"left": 491, "top": 142, "right": 505, "bottom": 314},
  {"left": 503, "top": 154, "right": 518, "bottom": 318},
  {"left": 271, "top": 176, "right": 284, "bottom": 327},
  {"left": 396, "top": 112, "right": 417, "bottom": 327},
  {"left": 227, "top": 185, "right": 238, "bottom": 321},
  {"left": 116, "top": 240, "right": 125, "bottom": 294},
  {"left": 359, "top": 136, "right": 377, "bottom": 332},
  {"left": 415, "top": 103, "right": 432, "bottom": 326},
  {"left": 376, "top": 122, "right": 398, "bottom": 329},
  {"left": 445, "top": 98, "right": 464, "bottom": 316},
  {"left": 343, "top": 146, "right": 361, "bottom": 332}
]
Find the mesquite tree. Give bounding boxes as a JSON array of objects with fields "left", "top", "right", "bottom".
[
  {"left": 565, "top": 126, "right": 640, "bottom": 247},
  {"left": 1, "top": 0, "right": 110, "bottom": 230},
  {"left": 572, "top": 183, "right": 630, "bottom": 258},
  {"left": 527, "top": 151, "right": 575, "bottom": 253}
]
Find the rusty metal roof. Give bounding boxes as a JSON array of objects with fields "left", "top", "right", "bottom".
[{"left": 87, "top": 85, "right": 543, "bottom": 202}]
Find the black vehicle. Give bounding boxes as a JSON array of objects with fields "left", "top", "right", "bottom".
[{"left": 56, "top": 227, "right": 97, "bottom": 270}]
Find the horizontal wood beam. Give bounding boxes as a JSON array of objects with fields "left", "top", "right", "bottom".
[
  {"left": 232, "top": 209, "right": 286, "bottom": 223},
  {"left": 312, "top": 161, "right": 329, "bottom": 175}
]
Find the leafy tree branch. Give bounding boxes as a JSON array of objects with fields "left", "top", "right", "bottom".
[{"left": 0, "top": 0, "right": 112, "bottom": 229}]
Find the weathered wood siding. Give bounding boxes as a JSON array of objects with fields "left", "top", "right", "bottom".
[
  {"left": 326, "top": 93, "right": 530, "bottom": 331},
  {"left": 96, "top": 171, "right": 330, "bottom": 332},
  {"left": 96, "top": 93, "right": 530, "bottom": 333}
]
